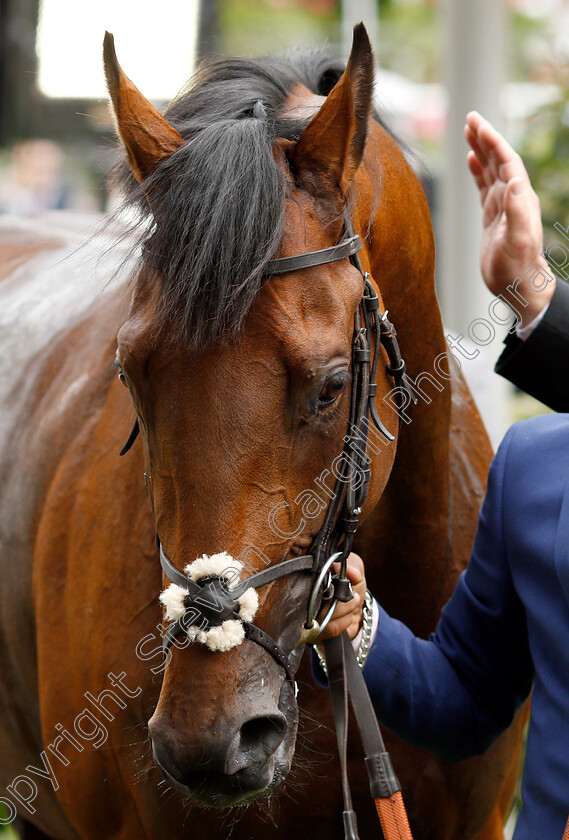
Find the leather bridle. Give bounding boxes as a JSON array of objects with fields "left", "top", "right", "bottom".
[
  {"left": 122, "top": 221, "right": 415, "bottom": 840},
  {"left": 157, "top": 223, "right": 415, "bottom": 681}
]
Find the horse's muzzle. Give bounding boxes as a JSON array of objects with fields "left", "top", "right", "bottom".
[{"left": 149, "top": 709, "right": 288, "bottom": 806}]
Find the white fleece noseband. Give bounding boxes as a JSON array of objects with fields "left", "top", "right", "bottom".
[{"left": 159, "top": 552, "right": 259, "bottom": 653}]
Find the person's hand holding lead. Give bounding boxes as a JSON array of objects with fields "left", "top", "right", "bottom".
[{"left": 316, "top": 552, "right": 367, "bottom": 642}]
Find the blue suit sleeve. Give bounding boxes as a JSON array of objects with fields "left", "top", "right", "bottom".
[{"left": 363, "top": 427, "right": 533, "bottom": 762}]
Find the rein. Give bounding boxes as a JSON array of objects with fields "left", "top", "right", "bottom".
[{"left": 122, "top": 224, "right": 415, "bottom": 840}]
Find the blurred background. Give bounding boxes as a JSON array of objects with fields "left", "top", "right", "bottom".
[
  {"left": 2, "top": 1, "right": 567, "bottom": 835},
  {"left": 0, "top": 0, "right": 566, "bottom": 448}
]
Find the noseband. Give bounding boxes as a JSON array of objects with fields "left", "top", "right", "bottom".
[{"left": 156, "top": 221, "right": 415, "bottom": 683}]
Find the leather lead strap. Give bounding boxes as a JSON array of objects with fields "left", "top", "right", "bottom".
[
  {"left": 324, "top": 632, "right": 414, "bottom": 840},
  {"left": 325, "top": 634, "right": 359, "bottom": 840}
]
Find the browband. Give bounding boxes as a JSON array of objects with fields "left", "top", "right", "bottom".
[{"left": 265, "top": 234, "right": 361, "bottom": 276}]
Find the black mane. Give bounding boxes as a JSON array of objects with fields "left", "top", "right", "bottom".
[{"left": 114, "top": 50, "right": 358, "bottom": 350}]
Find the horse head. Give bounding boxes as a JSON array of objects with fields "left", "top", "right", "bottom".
[{"left": 105, "top": 25, "right": 418, "bottom": 808}]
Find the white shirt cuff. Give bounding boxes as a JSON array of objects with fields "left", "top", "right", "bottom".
[
  {"left": 351, "top": 595, "right": 379, "bottom": 654},
  {"left": 515, "top": 303, "right": 550, "bottom": 340}
]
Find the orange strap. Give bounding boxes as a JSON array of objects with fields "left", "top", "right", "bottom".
[
  {"left": 375, "top": 792, "right": 414, "bottom": 840},
  {"left": 563, "top": 815, "right": 569, "bottom": 840}
]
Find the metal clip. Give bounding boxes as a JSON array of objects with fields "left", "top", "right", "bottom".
[{"left": 298, "top": 620, "right": 321, "bottom": 646}]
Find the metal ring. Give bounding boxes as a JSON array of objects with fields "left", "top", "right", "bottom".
[{"left": 305, "top": 550, "right": 346, "bottom": 632}]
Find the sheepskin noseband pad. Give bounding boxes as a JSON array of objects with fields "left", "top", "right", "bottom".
[
  {"left": 188, "top": 578, "right": 236, "bottom": 626},
  {"left": 159, "top": 552, "right": 259, "bottom": 653}
]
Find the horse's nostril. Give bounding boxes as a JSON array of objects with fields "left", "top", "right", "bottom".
[{"left": 240, "top": 714, "right": 286, "bottom": 757}]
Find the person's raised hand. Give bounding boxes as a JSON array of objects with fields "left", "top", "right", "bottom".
[{"left": 465, "top": 110, "right": 555, "bottom": 324}]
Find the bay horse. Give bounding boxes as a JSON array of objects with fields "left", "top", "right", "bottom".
[{"left": 0, "top": 24, "right": 527, "bottom": 840}]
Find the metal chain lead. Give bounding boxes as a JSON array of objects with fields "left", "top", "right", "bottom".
[{"left": 314, "top": 589, "right": 374, "bottom": 677}]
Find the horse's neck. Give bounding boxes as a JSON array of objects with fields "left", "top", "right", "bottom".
[
  {"left": 358, "top": 292, "right": 453, "bottom": 636},
  {"left": 354, "top": 129, "right": 455, "bottom": 635}
]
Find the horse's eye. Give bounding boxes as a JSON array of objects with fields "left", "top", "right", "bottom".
[
  {"left": 317, "top": 373, "right": 348, "bottom": 409},
  {"left": 117, "top": 366, "right": 127, "bottom": 386}
]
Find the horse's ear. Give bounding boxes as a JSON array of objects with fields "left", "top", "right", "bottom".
[
  {"left": 289, "top": 23, "right": 374, "bottom": 196},
  {"left": 103, "top": 32, "right": 184, "bottom": 183}
]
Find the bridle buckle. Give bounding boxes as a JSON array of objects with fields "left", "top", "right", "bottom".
[{"left": 298, "top": 621, "right": 321, "bottom": 646}]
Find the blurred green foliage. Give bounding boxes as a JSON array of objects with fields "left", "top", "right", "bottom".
[
  {"left": 219, "top": 0, "right": 340, "bottom": 56},
  {"left": 509, "top": 9, "right": 549, "bottom": 81},
  {"left": 509, "top": 8, "right": 569, "bottom": 246},
  {"left": 518, "top": 86, "right": 569, "bottom": 246},
  {"left": 377, "top": 1, "right": 439, "bottom": 82},
  {"left": 216, "top": 0, "right": 441, "bottom": 72}
]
